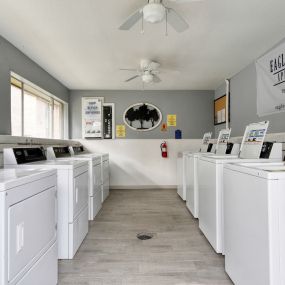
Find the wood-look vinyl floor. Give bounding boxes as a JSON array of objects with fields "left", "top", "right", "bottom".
[{"left": 59, "top": 189, "right": 232, "bottom": 285}]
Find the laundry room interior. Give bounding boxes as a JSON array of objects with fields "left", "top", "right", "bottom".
[{"left": 0, "top": 1, "right": 285, "bottom": 285}]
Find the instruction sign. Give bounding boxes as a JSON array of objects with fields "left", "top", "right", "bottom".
[
  {"left": 116, "top": 125, "right": 126, "bottom": 138},
  {"left": 167, "top": 114, "right": 177, "bottom": 127},
  {"left": 82, "top": 97, "right": 103, "bottom": 138}
]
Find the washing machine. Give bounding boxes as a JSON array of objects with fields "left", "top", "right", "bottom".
[
  {"left": 224, "top": 162, "right": 285, "bottom": 285},
  {"left": 177, "top": 132, "right": 214, "bottom": 200},
  {"left": 47, "top": 146, "right": 102, "bottom": 220},
  {"left": 0, "top": 168, "right": 57, "bottom": 285},
  {"left": 4, "top": 147, "right": 89, "bottom": 260},
  {"left": 185, "top": 128, "right": 239, "bottom": 218},
  {"left": 69, "top": 145, "right": 109, "bottom": 203},
  {"left": 197, "top": 121, "right": 282, "bottom": 254}
]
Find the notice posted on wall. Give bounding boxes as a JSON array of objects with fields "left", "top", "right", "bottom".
[
  {"left": 167, "top": 114, "right": 177, "bottom": 127},
  {"left": 116, "top": 125, "right": 126, "bottom": 138},
  {"left": 82, "top": 97, "right": 103, "bottom": 138}
]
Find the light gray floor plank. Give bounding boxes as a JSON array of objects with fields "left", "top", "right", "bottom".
[{"left": 59, "top": 189, "right": 232, "bottom": 285}]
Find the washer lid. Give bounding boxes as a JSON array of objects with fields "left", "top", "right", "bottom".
[
  {"left": 225, "top": 162, "right": 285, "bottom": 179},
  {"left": 0, "top": 168, "right": 56, "bottom": 191},
  {"left": 239, "top": 121, "right": 269, "bottom": 159}
]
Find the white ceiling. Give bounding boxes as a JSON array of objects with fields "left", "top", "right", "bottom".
[{"left": 0, "top": 0, "right": 285, "bottom": 90}]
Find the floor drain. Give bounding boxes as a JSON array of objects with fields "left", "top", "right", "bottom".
[{"left": 137, "top": 232, "right": 153, "bottom": 240}]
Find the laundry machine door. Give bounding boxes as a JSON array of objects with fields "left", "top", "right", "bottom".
[
  {"left": 93, "top": 164, "right": 102, "bottom": 188},
  {"left": 8, "top": 187, "right": 56, "bottom": 282},
  {"left": 103, "top": 160, "right": 109, "bottom": 183},
  {"left": 72, "top": 171, "right": 89, "bottom": 220}
]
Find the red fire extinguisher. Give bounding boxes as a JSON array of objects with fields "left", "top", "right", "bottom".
[{"left": 160, "top": 141, "right": 168, "bottom": 158}]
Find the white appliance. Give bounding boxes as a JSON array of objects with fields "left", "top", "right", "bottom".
[
  {"left": 177, "top": 132, "right": 213, "bottom": 200},
  {"left": 224, "top": 162, "right": 285, "bottom": 285},
  {"left": 185, "top": 129, "right": 239, "bottom": 218},
  {"left": 46, "top": 146, "right": 102, "bottom": 220},
  {"left": 198, "top": 121, "right": 282, "bottom": 254},
  {"left": 0, "top": 168, "right": 57, "bottom": 285},
  {"left": 4, "top": 147, "right": 89, "bottom": 260},
  {"left": 69, "top": 145, "right": 110, "bottom": 203}
]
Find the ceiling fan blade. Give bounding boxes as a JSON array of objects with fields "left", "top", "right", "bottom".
[
  {"left": 125, "top": 75, "right": 140, "bottom": 82},
  {"left": 168, "top": 0, "right": 203, "bottom": 3},
  {"left": 119, "top": 10, "right": 143, "bottom": 30},
  {"left": 167, "top": 8, "right": 189, "bottom": 32},
  {"left": 153, "top": 75, "right": 162, "bottom": 83},
  {"left": 120, "top": 68, "right": 138, "bottom": 71}
]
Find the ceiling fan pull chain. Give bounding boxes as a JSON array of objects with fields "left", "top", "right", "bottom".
[
  {"left": 165, "top": 9, "right": 168, "bottom": 36},
  {"left": 141, "top": 11, "right": 145, "bottom": 34}
]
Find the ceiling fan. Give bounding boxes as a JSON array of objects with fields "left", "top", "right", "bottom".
[
  {"left": 120, "top": 59, "right": 162, "bottom": 84},
  {"left": 119, "top": 0, "right": 203, "bottom": 34}
]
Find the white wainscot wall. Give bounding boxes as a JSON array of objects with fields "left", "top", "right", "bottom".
[{"left": 78, "top": 139, "right": 202, "bottom": 189}]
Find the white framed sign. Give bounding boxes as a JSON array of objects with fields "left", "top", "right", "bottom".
[
  {"left": 82, "top": 97, "right": 104, "bottom": 138},
  {"left": 256, "top": 41, "right": 285, "bottom": 116}
]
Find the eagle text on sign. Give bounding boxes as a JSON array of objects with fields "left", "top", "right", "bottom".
[{"left": 256, "top": 41, "right": 285, "bottom": 116}]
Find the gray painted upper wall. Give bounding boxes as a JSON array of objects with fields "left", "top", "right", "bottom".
[
  {"left": 230, "top": 63, "right": 285, "bottom": 136},
  {"left": 0, "top": 35, "right": 69, "bottom": 135},
  {"left": 69, "top": 90, "right": 214, "bottom": 139},
  {"left": 214, "top": 63, "right": 285, "bottom": 138}
]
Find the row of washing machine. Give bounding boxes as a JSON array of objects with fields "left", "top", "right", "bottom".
[
  {"left": 178, "top": 121, "right": 285, "bottom": 285},
  {"left": 0, "top": 144, "right": 109, "bottom": 285}
]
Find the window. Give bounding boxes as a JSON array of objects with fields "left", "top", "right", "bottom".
[{"left": 11, "top": 75, "right": 66, "bottom": 139}]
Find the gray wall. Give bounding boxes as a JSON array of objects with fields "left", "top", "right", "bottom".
[
  {"left": 215, "top": 62, "right": 285, "bottom": 138},
  {"left": 0, "top": 35, "right": 69, "bottom": 135},
  {"left": 230, "top": 63, "right": 285, "bottom": 136},
  {"left": 69, "top": 90, "right": 214, "bottom": 139}
]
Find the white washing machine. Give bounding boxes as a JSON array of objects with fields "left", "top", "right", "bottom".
[
  {"left": 224, "top": 162, "right": 285, "bottom": 285},
  {"left": 177, "top": 132, "right": 214, "bottom": 201},
  {"left": 0, "top": 168, "right": 57, "bottom": 285},
  {"left": 185, "top": 128, "right": 239, "bottom": 218},
  {"left": 69, "top": 145, "right": 110, "bottom": 203},
  {"left": 4, "top": 147, "right": 89, "bottom": 260},
  {"left": 47, "top": 146, "right": 102, "bottom": 220},
  {"left": 198, "top": 121, "right": 282, "bottom": 254}
]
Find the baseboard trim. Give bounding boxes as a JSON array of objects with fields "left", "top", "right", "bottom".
[{"left": 110, "top": 185, "right": 176, "bottom": 190}]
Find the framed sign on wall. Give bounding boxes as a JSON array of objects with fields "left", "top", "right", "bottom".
[
  {"left": 214, "top": 95, "right": 230, "bottom": 125},
  {"left": 82, "top": 97, "right": 104, "bottom": 138},
  {"left": 123, "top": 103, "right": 162, "bottom": 132}
]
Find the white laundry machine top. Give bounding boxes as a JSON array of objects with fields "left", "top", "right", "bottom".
[
  {"left": 69, "top": 145, "right": 108, "bottom": 161},
  {"left": 225, "top": 162, "right": 285, "bottom": 179},
  {"left": 200, "top": 121, "right": 283, "bottom": 164},
  {"left": 4, "top": 147, "right": 88, "bottom": 170},
  {"left": 0, "top": 168, "right": 56, "bottom": 191},
  {"left": 47, "top": 146, "right": 101, "bottom": 164}
]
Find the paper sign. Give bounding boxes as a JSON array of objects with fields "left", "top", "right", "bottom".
[
  {"left": 161, "top": 123, "right": 167, "bottom": 132},
  {"left": 167, "top": 114, "right": 177, "bottom": 127},
  {"left": 116, "top": 125, "right": 126, "bottom": 138}
]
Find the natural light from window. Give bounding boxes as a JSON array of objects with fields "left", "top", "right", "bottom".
[{"left": 11, "top": 75, "right": 66, "bottom": 139}]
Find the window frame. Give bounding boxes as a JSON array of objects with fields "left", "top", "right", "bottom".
[{"left": 10, "top": 72, "right": 68, "bottom": 139}]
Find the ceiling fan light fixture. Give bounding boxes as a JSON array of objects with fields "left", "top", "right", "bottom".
[
  {"left": 143, "top": 3, "right": 165, "bottom": 23},
  {"left": 142, "top": 73, "right": 154, "bottom": 83}
]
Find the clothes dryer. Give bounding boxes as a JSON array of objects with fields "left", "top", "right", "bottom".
[
  {"left": 4, "top": 147, "right": 89, "bottom": 260},
  {"left": 0, "top": 168, "right": 57, "bottom": 285}
]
